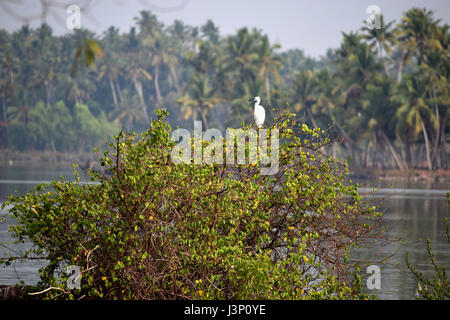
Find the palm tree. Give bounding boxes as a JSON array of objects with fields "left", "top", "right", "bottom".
[
  {"left": 169, "top": 19, "right": 191, "bottom": 45},
  {"left": 336, "top": 41, "right": 382, "bottom": 115},
  {"left": 98, "top": 27, "right": 123, "bottom": 110},
  {"left": 71, "top": 31, "right": 104, "bottom": 76},
  {"left": 165, "top": 37, "right": 182, "bottom": 94},
  {"left": 361, "top": 14, "right": 396, "bottom": 76},
  {"left": 420, "top": 23, "right": 449, "bottom": 169},
  {"left": 0, "top": 39, "right": 19, "bottom": 145},
  {"left": 332, "top": 35, "right": 384, "bottom": 163},
  {"left": 65, "top": 70, "right": 97, "bottom": 105},
  {"left": 396, "top": 8, "right": 440, "bottom": 82},
  {"left": 123, "top": 50, "right": 152, "bottom": 122},
  {"left": 279, "top": 49, "right": 307, "bottom": 85},
  {"left": 335, "top": 32, "right": 363, "bottom": 61},
  {"left": 109, "top": 88, "right": 146, "bottom": 130},
  {"left": 187, "top": 40, "right": 218, "bottom": 75},
  {"left": 7, "top": 104, "right": 30, "bottom": 127},
  {"left": 135, "top": 10, "right": 162, "bottom": 44},
  {"left": 177, "top": 75, "right": 221, "bottom": 129},
  {"left": 225, "top": 28, "right": 259, "bottom": 85},
  {"left": 360, "top": 76, "right": 405, "bottom": 169},
  {"left": 258, "top": 35, "right": 283, "bottom": 105},
  {"left": 189, "top": 26, "right": 200, "bottom": 51},
  {"left": 291, "top": 70, "right": 319, "bottom": 128},
  {"left": 201, "top": 20, "right": 220, "bottom": 45},
  {"left": 393, "top": 74, "right": 437, "bottom": 171},
  {"left": 135, "top": 10, "right": 167, "bottom": 106},
  {"left": 149, "top": 37, "right": 170, "bottom": 106}
]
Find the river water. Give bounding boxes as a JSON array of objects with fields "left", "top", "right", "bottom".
[{"left": 0, "top": 166, "right": 448, "bottom": 299}]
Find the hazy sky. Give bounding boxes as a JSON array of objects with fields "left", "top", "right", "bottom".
[{"left": 1, "top": 0, "right": 449, "bottom": 57}]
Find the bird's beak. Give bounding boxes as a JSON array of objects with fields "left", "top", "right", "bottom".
[{"left": 248, "top": 98, "right": 254, "bottom": 102}]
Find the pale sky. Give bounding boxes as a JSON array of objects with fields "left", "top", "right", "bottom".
[{"left": 1, "top": 0, "right": 449, "bottom": 58}]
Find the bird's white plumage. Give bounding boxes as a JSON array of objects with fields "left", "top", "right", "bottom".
[{"left": 251, "top": 96, "right": 265, "bottom": 128}]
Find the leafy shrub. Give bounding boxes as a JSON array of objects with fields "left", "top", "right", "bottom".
[
  {"left": 406, "top": 214, "right": 449, "bottom": 300},
  {"left": 1, "top": 109, "right": 383, "bottom": 299}
]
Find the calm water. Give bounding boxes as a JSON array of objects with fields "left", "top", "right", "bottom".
[{"left": 0, "top": 166, "right": 448, "bottom": 300}]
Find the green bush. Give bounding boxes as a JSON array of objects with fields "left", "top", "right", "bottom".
[
  {"left": 6, "top": 100, "right": 119, "bottom": 152},
  {"left": 1, "top": 109, "right": 383, "bottom": 299},
  {"left": 406, "top": 214, "right": 449, "bottom": 300}
]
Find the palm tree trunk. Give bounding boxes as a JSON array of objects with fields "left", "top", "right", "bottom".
[
  {"left": 109, "top": 76, "right": 119, "bottom": 109},
  {"left": 200, "top": 107, "right": 209, "bottom": 130},
  {"left": 439, "top": 113, "right": 447, "bottom": 169},
  {"left": 331, "top": 117, "right": 361, "bottom": 153},
  {"left": 154, "top": 64, "right": 163, "bottom": 105},
  {"left": 2, "top": 95, "right": 8, "bottom": 148},
  {"left": 371, "top": 135, "right": 378, "bottom": 168},
  {"left": 404, "top": 139, "right": 411, "bottom": 168},
  {"left": 431, "top": 89, "right": 440, "bottom": 169},
  {"left": 332, "top": 141, "right": 337, "bottom": 159},
  {"left": 169, "top": 64, "right": 181, "bottom": 94},
  {"left": 115, "top": 79, "right": 124, "bottom": 105},
  {"left": 265, "top": 71, "right": 271, "bottom": 106},
  {"left": 378, "top": 42, "right": 390, "bottom": 77},
  {"left": 192, "top": 109, "right": 198, "bottom": 126},
  {"left": 419, "top": 115, "right": 432, "bottom": 171},
  {"left": 50, "top": 140, "right": 56, "bottom": 153},
  {"left": 363, "top": 141, "right": 369, "bottom": 168},
  {"left": 380, "top": 130, "right": 405, "bottom": 170},
  {"left": 306, "top": 108, "right": 319, "bottom": 128},
  {"left": 133, "top": 77, "right": 149, "bottom": 122},
  {"left": 396, "top": 54, "right": 405, "bottom": 83}
]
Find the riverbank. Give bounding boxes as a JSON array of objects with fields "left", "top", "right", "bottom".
[
  {"left": 350, "top": 167, "right": 450, "bottom": 183},
  {"left": 0, "top": 150, "right": 98, "bottom": 171},
  {"left": 0, "top": 285, "right": 37, "bottom": 300}
]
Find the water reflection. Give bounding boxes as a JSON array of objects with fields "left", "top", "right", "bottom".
[
  {"left": 0, "top": 166, "right": 448, "bottom": 299},
  {"left": 356, "top": 196, "right": 448, "bottom": 299}
]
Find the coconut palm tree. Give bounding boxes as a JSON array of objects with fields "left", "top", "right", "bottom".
[
  {"left": 225, "top": 28, "right": 259, "bottom": 85},
  {"left": 361, "top": 14, "right": 396, "bottom": 76},
  {"left": 186, "top": 40, "right": 218, "bottom": 75},
  {"left": 98, "top": 27, "right": 123, "bottom": 110},
  {"left": 123, "top": 51, "right": 152, "bottom": 122},
  {"left": 201, "top": 19, "right": 220, "bottom": 45},
  {"left": 169, "top": 19, "right": 191, "bottom": 45},
  {"left": 258, "top": 35, "right": 284, "bottom": 105},
  {"left": 291, "top": 70, "right": 319, "bottom": 128},
  {"left": 396, "top": 8, "right": 440, "bottom": 82},
  {"left": 359, "top": 76, "right": 405, "bottom": 169},
  {"left": 177, "top": 74, "right": 221, "bottom": 129},
  {"left": 393, "top": 74, "right": 437, "bottom": 170}
]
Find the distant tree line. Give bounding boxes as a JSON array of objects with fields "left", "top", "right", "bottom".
[{"left": 0, "top": 8, "right": 448, "bottom": 170}]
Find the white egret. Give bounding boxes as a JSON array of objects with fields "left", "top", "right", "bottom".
[{"left": 248, "top": 96, "right": 265, "bottom": 128}]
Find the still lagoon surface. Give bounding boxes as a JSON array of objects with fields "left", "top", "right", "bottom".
[{"left": 0, "top": 165, "right": 448, "bottom": 300}]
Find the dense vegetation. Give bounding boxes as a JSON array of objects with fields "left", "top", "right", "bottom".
[
  {"left": 0, "top": 8, "right": 448, "bottom": 170},
  {"left": 1, "top": 110, "right": 383, "bottom": 299}
]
